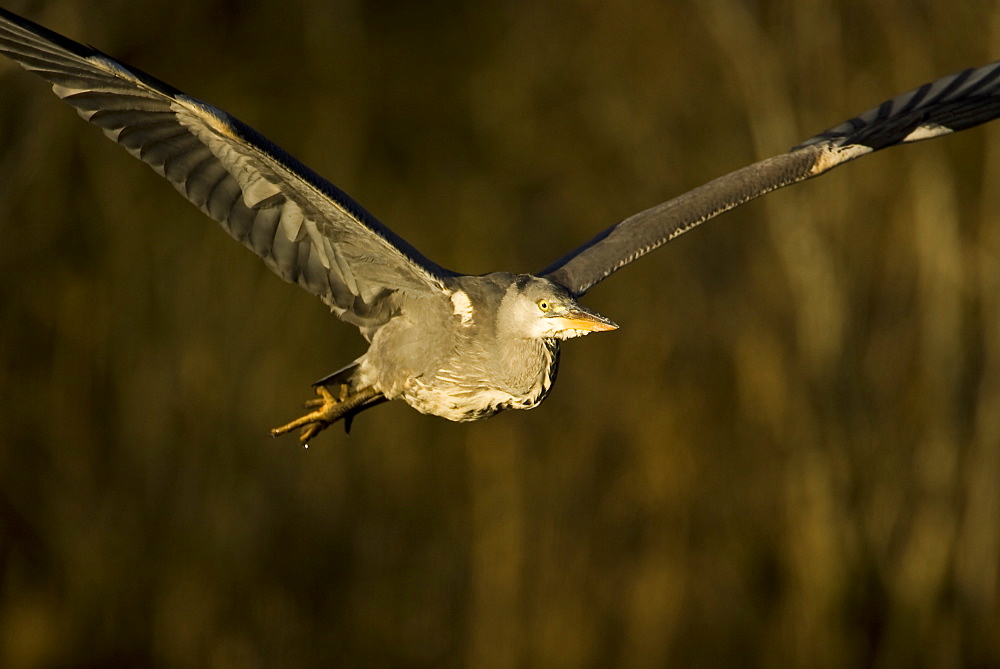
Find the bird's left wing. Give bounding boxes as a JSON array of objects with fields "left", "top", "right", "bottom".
[
  {"left": 542, "top": 60, "right": 1000, "bottom": 297},
  {"left": 0, "top": 9, "right": 454, "bottom": 333}
]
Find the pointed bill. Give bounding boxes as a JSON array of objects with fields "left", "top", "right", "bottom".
[{"left": 559, "top": 307, "right": 618, "bottom": 332}]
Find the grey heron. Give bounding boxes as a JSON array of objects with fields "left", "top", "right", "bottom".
[{"left": 2, "top": 8, "right": 1000, "bottom": 442}]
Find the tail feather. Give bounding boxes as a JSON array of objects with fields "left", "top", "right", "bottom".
[{"left": 312, "top": 362, "right": 360, "bottom": 388}]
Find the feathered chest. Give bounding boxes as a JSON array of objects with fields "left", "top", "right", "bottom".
[{"left": 402, "top": 338, "right": 561, "bottom": 422}]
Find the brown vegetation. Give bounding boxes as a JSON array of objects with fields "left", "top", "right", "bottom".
[{"left": 0, "top": 0, "right": 997, "bottom": 665}]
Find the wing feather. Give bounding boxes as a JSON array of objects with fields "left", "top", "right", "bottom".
[
  {"left": 0, "top": 8, "right": 453, "bottom": 336},
  {"left": 543, "top": 61, "right": 1000, "bottom": 296}
]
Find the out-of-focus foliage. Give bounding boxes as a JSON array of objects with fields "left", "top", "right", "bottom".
[{"left": 1, "top": 0, "right": 998, "bottom": 665}]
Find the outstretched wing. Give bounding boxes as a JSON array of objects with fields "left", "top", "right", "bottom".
[
  {"left": 0, "top": 8, "right": 454, "bottom": 335},
  {"left": 542, "top": 61, "right": 1000, "bottom": 297}
]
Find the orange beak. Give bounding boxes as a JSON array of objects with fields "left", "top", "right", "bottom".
[{"left": 560, "top": 307, "right": 619, "bottom": 332}]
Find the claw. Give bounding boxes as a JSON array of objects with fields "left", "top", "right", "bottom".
[{"left": 270, "top": 384, "right": 386, "bottom": 443}]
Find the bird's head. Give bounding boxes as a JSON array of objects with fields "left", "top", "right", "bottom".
[{"left": 500, "top": 275, "right": 618, "bottom": 341}]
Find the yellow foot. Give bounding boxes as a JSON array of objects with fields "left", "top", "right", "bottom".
[{"left": 270, "top": 385, "right": 384, "bottom": 444}]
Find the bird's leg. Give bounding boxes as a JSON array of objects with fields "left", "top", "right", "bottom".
[{"left": 269, "top": 384, "right": 385, "bottom": 443}]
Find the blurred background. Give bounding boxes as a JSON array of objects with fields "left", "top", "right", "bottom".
[{"left": 1, "top": 0, "right": 998, "bottom": 665}]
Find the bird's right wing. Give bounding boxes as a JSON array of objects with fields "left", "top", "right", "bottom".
[
  {"left": 0, "top": 8, "right": 455, "bottom": 334},
  {"left": 541, "top": 61, "right": 1000, "bottom": 297}
]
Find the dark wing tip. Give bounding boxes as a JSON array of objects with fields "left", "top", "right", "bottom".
[
  {"left": 0, "top": 7, "right": 186, "bottom": 99},
  {"left": 792, "top": 61, "right": 1000, "bottom": 153},
  {"left": 0, "top": 7, "right": 91, "bottom": 58}
]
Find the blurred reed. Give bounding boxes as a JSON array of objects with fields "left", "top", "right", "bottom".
[{"left": 0, "top": 0, "right": 998, "bottom": 665}]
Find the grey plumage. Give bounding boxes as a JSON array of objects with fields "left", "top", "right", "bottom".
[
  {"left": 541, "top": 62, "right": 1000, "bottom": 296},
  {"left": 2, "top": 7, "right": 999, "bottom": 440}
]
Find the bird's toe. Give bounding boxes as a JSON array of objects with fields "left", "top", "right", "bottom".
[{"left": 271, "top": 383, "right": 383, "bottom": 442}]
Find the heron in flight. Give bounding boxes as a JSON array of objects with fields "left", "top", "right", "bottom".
[{"left": 2, "top": 9, "right": 999, "bottom": 442}]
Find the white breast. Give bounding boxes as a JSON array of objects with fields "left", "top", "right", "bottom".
[{"left": 400, "top": 342, "right": 559, "bottom": 422}]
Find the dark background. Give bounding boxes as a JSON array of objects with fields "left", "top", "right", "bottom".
[{"left": 1, "top": 0, "right": 999, "bottom": 665}]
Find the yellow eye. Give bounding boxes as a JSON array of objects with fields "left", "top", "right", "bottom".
[{"left": 538, "top": 299, "right": 550, "bottom": 312}]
